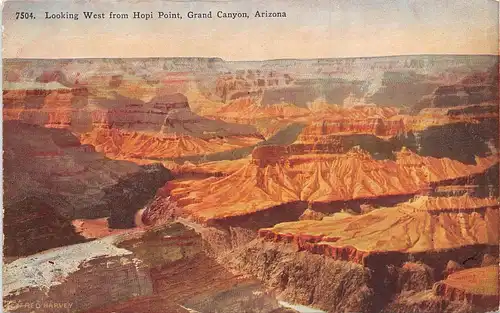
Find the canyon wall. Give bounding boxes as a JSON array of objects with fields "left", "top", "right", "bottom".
[
  {"left": 4, "top": 223, "right": 283, "bottom": 313},
  {"left": 3, "top": 121, "right": 172, "bottom": 256}
]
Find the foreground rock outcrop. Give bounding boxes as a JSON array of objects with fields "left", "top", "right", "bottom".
[
  {"left": 3, "top": 223, "right": 284, "bottom": 313},
  {"left": 221, "top": 195, "right": 498, "bottom": 313},
  {"left": 229, "top": 240, "right": 374, "bottom": 313},
  {"left": 229, "top": 235, "right": 497, "bottom": 313}
]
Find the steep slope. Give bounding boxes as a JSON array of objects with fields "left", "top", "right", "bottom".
[
  {"left": 143, "top": 147, "right": 497, "bottom": 225},
  {"left": 228, "top": 195, "right": 498, "bottom": 313},
  {"left": 3, "top": 121, "right": 172, "bottom": 256}
]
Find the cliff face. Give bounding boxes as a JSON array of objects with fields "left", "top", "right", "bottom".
[
  {"left": 259, "top": 196, "right": 498, "bottom": 262},
  {"left": 86, "top": 93, "right": 260, "bottom": 137},
  {"left": 220, "top": 195, "right": 498, "bottom": 313},
  {"left": 228, "top": 240, "right": 494, "bottom": 313},
  {"left": 229, "top": 240, "right": 374, "bottom": 313},
  {"left": 80, "top": 128, "right": 262, "bottom": 160},
  {"left": 432, "top": 266, "right": 498, "bottom": 309},
  {"left": 2, "top": 85, "right": 88, "bottom": 109},
  {"left": 3, "top": 197, "right": 87, "bottom": 257},
  {"left": 214, "top": 97, "right": 311, "bottom": 120},
  {"left": 230, "top": 239, "right": 496, "bottom": 313},
  {"left": 4, "top": 68, "right": 497, "bottom": 166},
  {"left": 4, "top": 85, "right": 265, "bottom": 163},
  {"left": 298, "top": 117, "right": 406, "bottom": 139},
  {"left": 3, "top": 121, "right": 172, "bottom": 256},
  {"left": 4, "top": 89, "right": 260, "bottom": 136},
  {"left": 106, "top": 163, "right": 172, "bottom": 228},
  {"left": 3, "top": 223, "right": 282, "bottom": 313},
  {"left": 143, "top": 148, "right": 497, "bottom": 226},
  {"left": 382, "top": 290, "right": 475, "bottom": 313}
]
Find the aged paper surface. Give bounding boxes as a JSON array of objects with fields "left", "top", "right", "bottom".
[{"left": 2, "top": 1, "right": 499, "bottom": 312}]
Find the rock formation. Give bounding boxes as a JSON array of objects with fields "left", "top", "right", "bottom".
[
  {"left": 143, "top": 148, "right": 497, "bottom": 226},
  {"left": 258, "top": 196, "right": 498, "bottom": 264},
  {"left": 3, "top": 121, "right": 172, "bottom": 256},
  {"left": 3, "top": 223, "right": 285, "bottom": 313},
  {"left": 228, "top": 195, "right": 498, "bottom": 313},
  {"left": 433, "top": 266, "right": 498, "bottom": 309},
  {"left": 80, "top": 128, "right": 262, "bottom": 160}
]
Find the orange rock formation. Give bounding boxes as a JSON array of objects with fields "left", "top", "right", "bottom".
[
  {"left": 259, "top": 195, "right": 498, "bottom": 263},
  {"left": 144, "top": 147, "right": 497, "bottom": 224},
  {"left": 433, "top": 265, "right": 498, "bottom": 307},
  {"left": 80, "top": 128, "right": 261, "bottom": 159}
]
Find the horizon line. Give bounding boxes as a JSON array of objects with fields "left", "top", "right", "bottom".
[{"left": 3, "top": 53, "right": 499, "bottom": 62}]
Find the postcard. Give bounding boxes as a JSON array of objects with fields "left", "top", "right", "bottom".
[{"left": 2, "top": 0, "right": 499, "bottom": 312}]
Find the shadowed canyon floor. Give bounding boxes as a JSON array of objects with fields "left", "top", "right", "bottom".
[{"left": 2, "top": 55, "right": 499, "bottom": 313}]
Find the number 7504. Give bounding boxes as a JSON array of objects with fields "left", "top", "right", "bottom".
[{"left": 15, "top": 12, "right": 35, "bottom": 19}]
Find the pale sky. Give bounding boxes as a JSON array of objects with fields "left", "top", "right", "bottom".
[{"left": 2, "top": 0, "right": 499, "bottom": 60}]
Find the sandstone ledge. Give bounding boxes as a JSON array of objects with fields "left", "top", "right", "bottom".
[
  {"left": 432, "top": 266, "right": 498, "bottom": 308},
  {"left": 258, "top": 196, "right": 498, "bottom": 267}
]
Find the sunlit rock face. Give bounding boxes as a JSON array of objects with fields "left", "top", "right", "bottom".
[
  {"left": 143, "top": 147, "right": 497, "bottom": 227},
  {"left": 433, "top": 266, "right": 498, "bottom": 309},
  {"left": 259, "top": 196, "right": 498, "bottom": 260},
  {"left": 227, "top": 196, "right": 498, "bottom": 313}
]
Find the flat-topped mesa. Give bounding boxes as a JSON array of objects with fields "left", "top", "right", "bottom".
[
  {"left": 417, "top": 102, "right": 499, "bottom": 119},
  {"left": 298, "top": 117, "right": 406, "bottom": 141},
  {"left": 81, "top": 128, "right": 262, "bottom": 159},
  {"left": 89, "top": 93, "right": 190, "bottom": 128},
  {"left": 251, "top": 142, "right": 365, "bottom": 167},
  {"left": 432, "top": 266, "right": 498, "bottom": 309},
  {"left": 429, "top": 76, "right": 497, "bottom": 108},
  {"left": 259, "top": 195, "right": 498, "bottom": 267},
  {"left": 90, "top": 108, "right": 168, "bottom": 129},
  {"left": 7, "top": 109, "right": 71, "bottom": 127},
  {"left": 4, "top": 89, "right": 191, "bottom": 129},
  {"left": 4, "top": 104, "right": 91, "bottom": 130},
  {"left": 298, "top": 103, "right": 496, "bottom": 145},
  {"left": 214, "top": 70, "right": 292, "bottom": 102},
  {"left": 5, "top": 86, "right": 264, "bottom": 152},
  {"left": 148, "top": 93, "right": 190, "bottom": 110},
  {"left": 214, "top": 98, "right": 311, "bottom": 124},
  {"left": 3, "top": 82, "right": 88, "bottom": 109}
]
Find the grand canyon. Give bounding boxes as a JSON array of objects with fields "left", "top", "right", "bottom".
[{"left": 2, "top": 55, "right": 499, "bottom": 313}]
